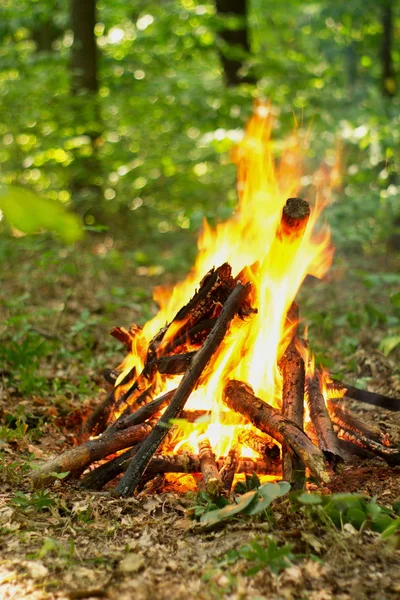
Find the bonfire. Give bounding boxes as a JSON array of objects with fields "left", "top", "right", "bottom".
[{"left": 31, "top": 102, "right": 400, "bottom": 496}]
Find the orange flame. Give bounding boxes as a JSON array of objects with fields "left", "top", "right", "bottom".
[{"left": 115, "top": 101, "right": 335, "bottom": 459}]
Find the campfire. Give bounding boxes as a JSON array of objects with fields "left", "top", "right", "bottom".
[{"left": 32, "top": 103, "right": 400, "bottom": 496}]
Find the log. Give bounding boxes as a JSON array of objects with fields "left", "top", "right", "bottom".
[
  {"left": 279, "top": 197, "right": 311, "bottom": 240},
  {"left": 31, "top": 422, "right": 154, "bottom": 488},
  {"left": 79, "top": 365, "right": 137, "bottom": 442},
  {"left": 223, "top": 380, "right": 330, "bottom": 484},
  {"left": 333, "top": 424, "right": 400, "bottom": 466},
  {"left": 115, "top": 281, "right": 253, "bottom": 497},
  {"left": 81, "top": 452, "right": 282, "bottom": 490},
  {"left": 219, "top": 445, "right": 240, "bottom": 493},
  {"left": 238, "top": 430, "right": 280, "bottom": 460},
  {"left": 157, "top": 352, "right": 196, "bottom": 375},
  {"left": 113, "top": 389, "right": 176, "bottom": 431},
  {"left": 279, "top": 303, "right": 305, "bottom": 487},
  {"left": 327, "top": 380, "right": 400, "bottom": 412},
  {"left": 198, "top": 437, "right": 223, "bottom": 496},
  {"left": 306, "top": 374, "right": 343, "bottom": 468},
  {"left": 327, "top": 399, "right": 391, "bottom": 446},
  {"left": 109, "top": 325, "right": 141, "bottom": 349}
]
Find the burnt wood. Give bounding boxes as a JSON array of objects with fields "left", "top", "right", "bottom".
[{"left": 199, "top": 437, "right": 223, "bottom": 496}]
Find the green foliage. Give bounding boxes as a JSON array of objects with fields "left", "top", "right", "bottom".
[
  {"left": 295, "top": 492, "right": 400, "bottom": 538},
  {"left": 197, "top": 481, "right": 291, "bottom": 527},
  {"left": 220, "top": 537, "right": 296, "bottom": 576},
  {"left": 11, "top": 489, "right": 55, "bottom": 511},
  {"left": 0, "top": 185, "right": 83, "bottom": 242}
]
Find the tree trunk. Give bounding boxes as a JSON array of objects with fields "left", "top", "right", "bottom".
[
  {"left": 70, "top": 0, "right": 102, "bottom": 217},
  {"left": 215, "top": 0, "right": 255, "bottom": 86},
  {"left": 381, "top": 0, "right": 396, "bottom": 97}
]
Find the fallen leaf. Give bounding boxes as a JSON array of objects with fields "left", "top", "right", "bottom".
[{"left": 118, "top": 553, "right": 145, "bottom": 574}]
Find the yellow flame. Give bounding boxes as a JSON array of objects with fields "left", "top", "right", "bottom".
[{"left": 115, "top": 101, "right": 335, "bottom": 457}]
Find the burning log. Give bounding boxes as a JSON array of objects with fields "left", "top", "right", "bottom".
[
  {"left": 219, "top": 445, "right": 241, "bottom": 492},
  {"left": 115, "top": 282, "right": 253, "bottom": 497},
  {"left": 305, "top": 374, "right": 343, "bottom": 468},
  {"left": 333, "top": 424, "right": 400, "bottom": 466},
  {"left": 110, "top": 325, "right": 142, "bottom": 350},
  {"left": 237, "top": 430, "right": 280, "bottom": 460},
  {"left": 157, "top": 352, "right": 196, "bottom": 375},
  {"left": 31, "top": 421, "right": 154, "bottom": 488},
  {"left": 327, "top": 399, "right": 391, "bottom": 446},
  {"left": 279, "top": 302, "right": 305, "bottom": 487},
  {"left": 198, "top": 437, "right": 223, "bottom": 496},
  {"left": 112, "top": 389, "right": 177, "bottom": 431},
  {"left": 279, "top": 197, "right": 310, "bottom": 240},
  {"left": 327, "top": 380, "right": 400, "bottom": 412},
  {"left": 223, "top": 380, "right": 330, "bottom": 484},
  {"left": 81, "top": 450, "right": 282, "bottom": 491}
]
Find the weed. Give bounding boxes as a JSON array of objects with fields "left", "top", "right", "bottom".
[
  {"left": 219, "top": 537, "right": 296, "bottom": 576},
  {"left": 11, "top": 490, "right": 55, "bottom": 511}
]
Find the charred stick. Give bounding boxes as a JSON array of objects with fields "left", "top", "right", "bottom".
[
  {"left": 219, "top": 445, "right": 241, "bottom": 493},
  {"left": 279, "top": 302, "right": 305, "bottom": 487},
  {"left": 327, "top": 399, "right": 391, "bottom": 446},
  {"left": 80, "top": 446, "right": 138, "bottom": 490},
  {"left": 79, "top": 365, "right": 137, "bottom": 442},
  {"left": 333, "top": 424, "right": 400, "bottom": 466},
  {"left": 161, "top": 319, "right": 217, "bottom": 356},
  {"left": 115, "top": 282, "right": 252, "bottom": 497},
  {"left": 31, "top": 422, "right": 154, "bottom": 488},
  {"left": 223, "top": 380, "right": 330, "bottom": 484},
  {"left": 157, "top": 352, "right": 196, "bottom": 375},
  {"left": 238, "top": 430, "right": 280, "bottom": 460},
  {"left": 103, "top": 368, "right": 119, "bottom": 385},
  {"left": 113, "top": 389, "right": 177, "bottom": 431},
  {"left": 279, "top": 197, "right": 311, "bottom": 240},
  {"left": 199, "top": 437, "right": 223, "bottom": 496},
  {"left": 306, "top": 374, "right": 343, "bottom": 468},
  {"left": 327, "top": 380, "right": 400, "bottom": 412},
  {"left": 109, "top": 325, "right": 141, "bottom": 350}
]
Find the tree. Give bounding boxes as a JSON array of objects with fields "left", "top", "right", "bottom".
[
  {"left": 70, "top": 0, "right": 102, "bottom": 219},
  {"left": 381, "top": 0, "right": 396, "bottom": 97},
  {"left": 215, "top": 0, "right": 255, "bottom": 86}
]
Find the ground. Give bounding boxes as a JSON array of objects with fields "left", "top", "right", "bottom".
[{"left": 1, "top": 235, "right": 400, "bottom": 599}]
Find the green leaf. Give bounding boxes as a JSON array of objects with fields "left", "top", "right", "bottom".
[
  {"left": 365, "top": 501, "right": 382, "bottom": 520},
  {"left": 50, "top": 471, "right": 70, "bottom": 480},
  {"left": 378, "top": 335, "right": 400, "bottom": 357},
  {"left": 390, "top": 292, "right": 400, "bottom": 310},
  {"left": 346, "top": 508, "right": 366, "bottom": 529},
  {"left": 0, "top": 185, "right": 83, "bottom": 243},
  {"left": 246, "top": 482, "right": 291, "bottom": 516},
  {"left": 370, "top": 514, "right": 394, "bottom": 533},
  {"left": 381, "top": 518, "right": 400, "bottom": 539},
  {"left": 217, "top": 491, "right": 258, "bottom": 519},
  {"left": 297, "top": 492, "right": 323, "bottom": 505}
]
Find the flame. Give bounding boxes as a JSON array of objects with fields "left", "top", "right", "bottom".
[{"left": 115, "top": 101, "right": 335, "bottom": 459}]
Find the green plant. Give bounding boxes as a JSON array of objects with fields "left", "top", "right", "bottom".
[
  {"left": 11, "top": 490, "right": 55, "bottom": 511},
  {"left": 220, "top": 537, "right": 297, "bottom": 576},
  {"left": 295, "top": 492, "right": 400, "bottom": 538},
  {"left": 197, "top": 481, "right": 291, "bottom": 527}
]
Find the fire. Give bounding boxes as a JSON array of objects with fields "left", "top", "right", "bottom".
[{"left": 114, "top": 101, "right": 335, "bottom": 461}]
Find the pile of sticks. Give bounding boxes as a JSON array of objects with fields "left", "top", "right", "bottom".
[{"left": 30, "top": 198, "right": 400, "bottom": 496}]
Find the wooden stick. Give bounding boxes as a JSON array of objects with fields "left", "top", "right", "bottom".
[
  {"left": 157, "top": 352, "right": 196, "bottom": 375},
  {"left": 198, "top": 437, "right": 223, "bottom": 496},
  {"left": 238, "top": 430, "right": 280, "bottom": 460},
  {"left": 81, "top": 452, "right": 282, "bottom": 491},
  {"left": 333, "top": 424, "right": 400, "bottom": 466},
  {"left": 279, "top": 197, "right": 310, "bottom": 240},
  {"left": 112, "top": 389, "right": 176, "bottom": 431},
  {"left": 219, "top": 445, "right": 241, "bottom": 493},
  {"left": 115, "top": 282, "right": 252, "bottom": 497},
  {"left": 306, "top": 374, "right": 343, "bottom": 468},
  {"left": 327, "top": 380, "right": 400, "bottom": 412},
  {"left": 327, "top": 399, "right": 391, "bottom": 446},
  {"left": 223, "top": 380, "right": 330, "bottom": 484},
  {"left": 279, "top": 303, "right": 305, "bottom": 487},
  {"left": 31, "top": 422, "right": 154, "bottom": 488}
]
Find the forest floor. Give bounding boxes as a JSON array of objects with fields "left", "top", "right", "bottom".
[{"left": 1, "top": 235, "right": 400, "bottom": 600}]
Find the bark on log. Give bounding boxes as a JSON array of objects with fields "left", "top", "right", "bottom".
[
  {"left": 81, "top": 451, "right": 282, "bottom": 491},
  {"left": 306, "top": 374, "right": 343, "bottom": 468},
  {"left": 219, "top": 445, "right": 241, "bottom": 493},
  {"left": 223, "top": 380, "right": 330, "bottom": 484},
  {"left": 279, "top": 303, "right": 305, "bottom": 487},
  {"left": 157, "top": 352, "right": 196, "bottom": 375},
  {"left": 333, "top": 424, "right": 400, "bottom": 466},
  {"left": 31, "top": 422, "right": 153, "bottom": 488},
  {"left": 115, "top": 282, "right": 253, "bottom": 496},
  {"left": 199, "top": 437, "right": 223, "bottom": 496}
]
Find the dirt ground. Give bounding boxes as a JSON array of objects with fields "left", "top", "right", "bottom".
[{"left": 1, "top": 240, "right": 400, "bottom": 599}]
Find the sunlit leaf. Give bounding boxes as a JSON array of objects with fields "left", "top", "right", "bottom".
[{"left": 0, "top": 185, "right": 83, "bottom": 243}]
